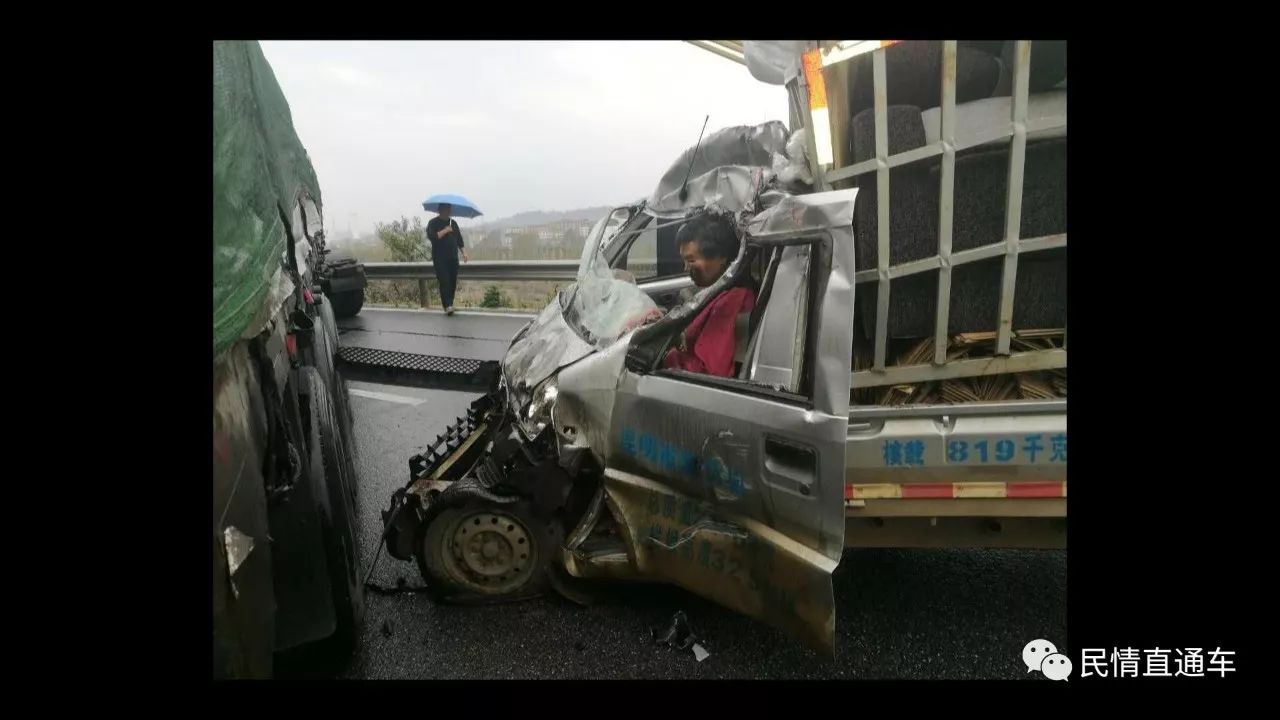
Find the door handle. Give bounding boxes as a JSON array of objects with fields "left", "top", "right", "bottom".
[{"left": 763, "top": 436, "right": 817, "bottom": 495}]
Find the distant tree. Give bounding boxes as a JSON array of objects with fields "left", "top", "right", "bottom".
[{"left": 376, "top": 216, "right": 427, "bottom": 262}]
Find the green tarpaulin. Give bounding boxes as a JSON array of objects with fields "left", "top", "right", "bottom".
[{"left": 213, "top": 41, "right": 322, "bottom": 359}]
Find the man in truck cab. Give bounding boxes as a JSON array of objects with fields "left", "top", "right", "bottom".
[{"left": 662, "top": 212, "right": 756, "bottom": 377}]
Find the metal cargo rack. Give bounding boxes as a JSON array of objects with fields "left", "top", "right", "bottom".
[{"left": 782, "top": 40, "right": 1067, "bottom": 393}]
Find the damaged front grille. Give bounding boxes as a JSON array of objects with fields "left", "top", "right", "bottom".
[{"left": 409, "top": 392, "right": 500, "bottom": 482}]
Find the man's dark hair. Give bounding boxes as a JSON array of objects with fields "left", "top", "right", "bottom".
[{"left": 676, "top": 212, "right": 739, "bottom": 260}]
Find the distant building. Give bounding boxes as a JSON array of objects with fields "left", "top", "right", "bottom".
[{"left": 495, "top": 219, "right": 595, "bottom": 250}]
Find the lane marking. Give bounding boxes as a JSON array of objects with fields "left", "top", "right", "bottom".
[{"left": 349, "top": 388, "right": 426, "bottom": 406}]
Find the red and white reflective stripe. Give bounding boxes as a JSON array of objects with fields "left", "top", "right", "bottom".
[
  {"left": 1007, "top": 482, "right": 1067, "bottom": 498},
  {"left": 845, "top": 481, "right": 1067, "bottom": 501},
  {"left": 801, "top": 49, "right": 834, "bottom": 168}
]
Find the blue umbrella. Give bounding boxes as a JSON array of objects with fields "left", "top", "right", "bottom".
[{"left": 422, "top": 193, "right": 483, "bottom": 219}]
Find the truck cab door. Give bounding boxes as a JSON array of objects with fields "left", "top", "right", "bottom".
[{"left": 602, "top": 191, "right": 857, "bottom": 655}]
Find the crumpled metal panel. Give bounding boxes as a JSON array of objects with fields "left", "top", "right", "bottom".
[
  {"left": 745, "top": 189, "right": 857, "bottom": 241},
  {"left": 746, "top": 189, "right": 859, "bottom": 420},
  {"left": 602, "top": 468, "right": 839, "bottom": 657},
  {"left": 607, "top": 366, "right": 850, "bottom": 559},
  {"left": 649, "top": 121, "right": 789, "bottom": 215},
  {"left": 648, "top": 165, "right": 774, "bottom": 219},
  {"left": 552, "top": 338, "right": 632, "bottom": 470},
  {"left": 809, "top": 207, "right": 857, "bottom": 422},
  {"left": 492, "top": 158, "right": 859, "bottom": 656},
  {"left": 500, "top": 300, "right": 595, "bottom": 421}
]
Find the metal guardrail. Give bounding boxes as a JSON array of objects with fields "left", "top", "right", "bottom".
[
  {"left": 363, "top": 260, "right": 580, "bottom": 282},
  {"left": 363, "top": 261, "right": 580, "bottom": 308}
]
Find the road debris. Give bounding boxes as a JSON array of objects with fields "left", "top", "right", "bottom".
[{"left": 650, "top": 611, "right": 711, "bottom": 662}]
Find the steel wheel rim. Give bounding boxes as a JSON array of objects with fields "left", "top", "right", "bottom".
[{"left": 440, "top": 509, "right": 537, "bottom": 594}]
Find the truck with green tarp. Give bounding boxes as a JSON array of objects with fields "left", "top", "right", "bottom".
[{"left": 213, "top": 40, "right": 365, "bottom": 678}]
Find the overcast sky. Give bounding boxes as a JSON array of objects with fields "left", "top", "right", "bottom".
[{"left": 259, "top": 41, "right": 786, "bottom": 239}]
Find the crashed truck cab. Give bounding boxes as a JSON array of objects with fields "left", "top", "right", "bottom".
[{"left": 382, "top": 122, "right": 859, "bottom": 655}]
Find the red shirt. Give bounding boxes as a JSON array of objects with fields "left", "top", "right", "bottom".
[{"left": 663, "top": 286, "right": 756, "bottom": 378}]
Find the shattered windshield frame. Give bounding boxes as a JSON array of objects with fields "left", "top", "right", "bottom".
[
  {"left": 559, "top": 204, "right": 660, "bottom": 348},
  {"left": 559, "top": 205, "right": 635, "bottom": 309}
]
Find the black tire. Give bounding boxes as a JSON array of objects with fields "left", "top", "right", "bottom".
[
  {"left": 314, "top": 369, "right": 364, "bottom": 641},
  {"left": 417, "top": 499, "right": 560, "bottom": 601},
  {"left": 329, "top": 289, "right": 364, "bottom": 318},
  {"left": 313, "top": 300, "right": 359, "bottom": 509},
  {"left": 279, "top": 368, "right": 363, "bottom": 674}
]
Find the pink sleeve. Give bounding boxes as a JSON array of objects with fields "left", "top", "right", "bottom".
[
  {"left": 664, "top": 347, "right": 708, "bottom": 374},
  {"left": 690, "top": 288, "right": 755, "bottom": 378},
  {"left": 663, "top": 288, "right": 756, "bottom": 377}
]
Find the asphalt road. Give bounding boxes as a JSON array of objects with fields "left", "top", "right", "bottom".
[{"left": 330, "top": 308, "right": 1066, "bottom": 679}]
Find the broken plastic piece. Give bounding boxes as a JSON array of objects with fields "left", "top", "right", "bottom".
[
  {"left": 224, "top": 526, "right": 254, "bottom": 576},
  {"left": 692, "top": 643, "right": 710, "bottom": 662},
  {"left": 223, "top": 526, "right": 255, "bottom": 600},
  {"left": 650, "top": 610, "right": 707, "bottom": 658}
]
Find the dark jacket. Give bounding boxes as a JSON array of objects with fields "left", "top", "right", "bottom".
[{"left": 426, "top": 216, "right": 464, "bottom": 261}]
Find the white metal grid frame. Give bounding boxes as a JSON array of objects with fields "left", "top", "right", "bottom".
[{"left": 786, "top": 41, "right": 1066, "bottom": 390}]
